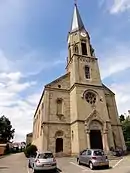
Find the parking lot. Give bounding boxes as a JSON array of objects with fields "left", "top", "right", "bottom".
[{"left": 28, "top": 156, "right": 130, "bottom": 173}]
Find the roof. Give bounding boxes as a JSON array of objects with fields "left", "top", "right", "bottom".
[
  {"left": 103, "top": 84, "right": 115, "bottom": 95},
  {"left": 70, "top": 4, "right": 85, "bottom": 32},
  {"left": 45, "top": 73, "right": 70, "bottom": 87},
  {"left": 34, "top": 73, "right": 70, "bottom": 118}
]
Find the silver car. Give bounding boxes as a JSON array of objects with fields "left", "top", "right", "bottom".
[
  {"left": 77, "top": 149, "right": 109, "bottom": 170},
  {"left": 28, "top": 151, "right": 57, "bottom": 172}
]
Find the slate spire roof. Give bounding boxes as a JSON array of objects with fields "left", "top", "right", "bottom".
[{"left": 70, "top": 3, "right": 85, "bottom": 32}]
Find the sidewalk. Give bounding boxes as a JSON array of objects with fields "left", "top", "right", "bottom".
[
  {"left": 0, "top": 153, "right": 11, "bottom": 159},
  {"left": 0, "top": 155, "right": 5, "bottom": 159}
]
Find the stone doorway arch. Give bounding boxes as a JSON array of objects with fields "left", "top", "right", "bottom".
[
  {"left": 85, "top": 110, "right": 106, "bottom": 150},
  {"left": 89, "top": 120, "right": 103, "bottom": 149},
  {"left": 55, "top": 130, "right": 64, "bottom": 153}
]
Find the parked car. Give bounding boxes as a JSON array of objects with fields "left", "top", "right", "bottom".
[
  {"left": 28, "top": 151, "right": 57, "bottom": 172},
  {"left": 77, "top": 149, "right": 109, "bottom": 170}
]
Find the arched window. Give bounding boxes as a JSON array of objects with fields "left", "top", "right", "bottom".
[
  {"left": 55, "top": 130, "right": 64, "bottom": 137},
  {"left": 73, "top": 44, "right": 79, "bottom": 54},
  {"left": 56, "top": 98, "right": 63, "bottom": 115},
  {"left": 85, "top": 65, "right": 90, "bottom": 79},
  {"left": 81, "top": 42, "right": 87, "bottom": 55}
]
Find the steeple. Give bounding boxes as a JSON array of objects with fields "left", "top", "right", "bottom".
[
  {"left": 67, "top": 3, "right": 101, "bottom": 88},
  {"left": 70, "top": 3, "right": 85, "bottom": 33}
]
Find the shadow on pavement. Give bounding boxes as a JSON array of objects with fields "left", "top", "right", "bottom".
[
  {"left": 37, "top": 168, "right": 62, "bottom": 173},
  {"left": 94, "top": 166, "right": 112, "bottom": 170},
  {"left": 0, "top": 166, "right": 9, "bottom": 170}
]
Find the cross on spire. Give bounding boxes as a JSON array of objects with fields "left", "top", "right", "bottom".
[{"left": 74, "top": 0, "right": 77, "bottom": 5}]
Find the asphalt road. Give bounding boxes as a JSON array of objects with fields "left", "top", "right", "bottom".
[
  {"left": 1, "top": 153, "right": 130, "bottom": 173},
  {"left": 0, "top": 153, "right": 28, "bottom": 173}
]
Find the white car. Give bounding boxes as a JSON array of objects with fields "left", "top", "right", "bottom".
[{"left": 28, "top": 151, "right": 57, "bottom": 173}]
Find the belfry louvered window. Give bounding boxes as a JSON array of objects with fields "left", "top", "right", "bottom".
[
  {"left": 81, "top": 42, "right": 87, "bottom": 55},
  {"left": 85, "top": 65, "right": 90, "bottom": 79}
]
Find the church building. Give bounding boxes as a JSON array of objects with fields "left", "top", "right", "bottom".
[{"left": 32, "top": 4, "right": 126, "bottom": 155}]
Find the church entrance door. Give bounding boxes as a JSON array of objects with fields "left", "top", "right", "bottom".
[
  {"left": 90, "top": 130, "right": 103, "bottom": 149},
  {"left": 56, "top": 138, "right": 63, "bottom": 153}
]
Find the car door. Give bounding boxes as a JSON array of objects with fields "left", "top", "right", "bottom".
[
  {"left": 86, "top": 149, "right": 92, "bottom": 165},
  {"left": 79, "top": 150, "right": 87, "bottom": 164}
]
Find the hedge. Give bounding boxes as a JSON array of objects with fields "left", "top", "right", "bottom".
[
  {"left": 126, "top": 141, "right": 130, "bottom": 151},
  {"left": 24, "top": 144, "right": 37, "bottom": 158}
]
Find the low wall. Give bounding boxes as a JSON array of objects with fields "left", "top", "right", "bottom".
[{"left": 0, "top": 146, "right": 6, "bottom": 156}]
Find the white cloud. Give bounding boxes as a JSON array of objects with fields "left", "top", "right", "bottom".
[
  {"left": 110, "top": 0, "right": 130, "bottom": 13},
  {"left": 109, "top": 83, "right": 130, "bottom": 115},
  {"left": 102, "top": 0, "right": 130, "bottom": 14},
  {"left": 99, "top": 44, "right": 130, "bottom": 79},
  {"left": 27, "top": 93, "right": 41, "bottom": 106},
  {"left": 0, "top": 48, "right": 65, "bottom": 142},
  {"left": 0, "top": 1, "right": 66, "bottom": 142},
  {"left": 0, "top": 71, "right": 39, "bottom": 141},
  {"left": 98, "top": 40, "right": 130, "bottom": 115}
]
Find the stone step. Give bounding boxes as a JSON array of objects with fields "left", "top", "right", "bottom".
[
  {"left": 55, "top": 152, "right": 71, "bottom": 158},
  {"left": 108, "top": 155, "right": 123, "bottom": 160}
]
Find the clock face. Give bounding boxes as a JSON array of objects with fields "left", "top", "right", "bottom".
[{"left": 80, "top": 32, "right": 87, "bottom": 37}]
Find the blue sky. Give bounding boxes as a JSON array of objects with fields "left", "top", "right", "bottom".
[{"left": 0, "top": 0, "right": 130, "bottom": 141}]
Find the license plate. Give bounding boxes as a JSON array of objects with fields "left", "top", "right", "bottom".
[
  {"left": 100, "top": 162, "right": 105, "bottom": 166},
  {"left": 44, "top": 164, "right": 51, "bottom": 167}
]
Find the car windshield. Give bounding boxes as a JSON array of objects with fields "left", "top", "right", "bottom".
[
  {"left": 93, "top": 150, "right": 104, "bottom": 156},
  {"left": 38, "top": 153, "right": 53, "bottom": 159}
]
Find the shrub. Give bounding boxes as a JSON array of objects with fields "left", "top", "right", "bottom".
[
  {"left": 24, "top": 144, "right": 37, "bottom": 158},
  {"left": 126, "top": 141, "right": 130, "bottom": 151}
]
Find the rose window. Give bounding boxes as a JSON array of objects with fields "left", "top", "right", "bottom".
[{"left": 85, "top": 92, "right": 96, "bottom": 104}]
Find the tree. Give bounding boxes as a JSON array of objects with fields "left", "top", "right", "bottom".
[
  {"left": 122, "top": 117, "right": 130, "bottom": 142},
  {"left": 24, "top": 144, "right": 37, "bottom": 158},
  {"left": 0, "top": 115, "right": 15, "bottom": 143},
  {"left": 119, "top": 114, "right": 125, "bottom": 122}
]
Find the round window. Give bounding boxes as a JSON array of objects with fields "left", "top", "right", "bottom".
[{"left": 85, "top": 92, "right": 96, "bottom": 104}]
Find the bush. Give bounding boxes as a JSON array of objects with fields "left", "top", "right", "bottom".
[
  {"left": 126, "top": 141, "right": 130, "bottom": 151},
  {"left": 4, "top": 144, "right": 11, "bottom": 155},
  {"left": 24, "top": 144, "right": 37, "bottom": 158}
]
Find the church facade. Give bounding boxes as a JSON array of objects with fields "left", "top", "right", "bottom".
[{"left": 32, "top": 4, "right": 126, "bottom": 155}]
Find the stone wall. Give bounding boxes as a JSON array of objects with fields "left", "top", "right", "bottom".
[{"left": 48, "top": 124, "right": 71, "bottom": 155}]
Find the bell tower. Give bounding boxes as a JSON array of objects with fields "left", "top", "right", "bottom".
[{"left": 66, "top": 4, "right": 102, "bottom": 87}]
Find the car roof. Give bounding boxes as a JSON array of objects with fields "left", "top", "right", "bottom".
[
  {"left": 37, "top": 151, "right": 53, "bottom": 154},
  {"left": 90, "top": 149, "right": 103, "bottom": 151},
  {"left": 81, "top": 149, "right": 103, "bottom": 152}
]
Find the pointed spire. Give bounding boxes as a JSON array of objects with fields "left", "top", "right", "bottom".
[{"left": 70, "top": 3, "right": 85, "bottom": 32}]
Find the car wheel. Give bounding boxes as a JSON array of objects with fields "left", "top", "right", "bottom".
[
  {"left": 89, "top": 162, "right": 94, "bottom": 170},
  {"left": 77, "top": 159, "right": 81, "bottom": 165},
  {"left": 28, "top": 162, "right": 31, "bottom": 168},
  {"left": 53, "top": 168, "right": 57, "bottom": 173},
  {"left": 105, "top": 165, "right": 109, "bottom": 169},
  {"left": 33, "top": 169, "right": 37, "bottom": 173}
]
